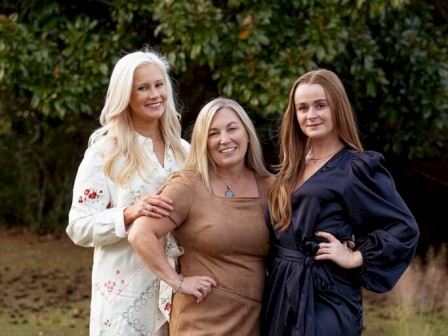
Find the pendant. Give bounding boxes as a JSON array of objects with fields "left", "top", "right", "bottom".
[{"left": 225, "top": 186, "right": 234, "bottom": 198}]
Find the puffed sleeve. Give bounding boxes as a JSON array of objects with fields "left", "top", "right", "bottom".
[
  {"left": 66, "top": 147, "right": 123, "bottom": 247},
  {"left": 161, "top": 173, "right": 195, "bottom": 227},
  {"left": 344, "top": 151, "right": 420, "bottom": 293}
]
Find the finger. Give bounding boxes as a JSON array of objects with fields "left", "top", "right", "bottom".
[
  {"left": 148, "top": 198, "right": 174, "bottom": 213},
  {"left": 156, "top": 194, "right": 173, "bottom": 204},
  {"left": 318, "top": 243, "right": 332, "bottom": 255},
  {"left": 197, "top": 284, "right": 209, "bottom": 300},
  {"left": 199, "top": 283, "right": 213, "bottom": 295},
  {"left": 145, "top": 209, "right": 150, "bottom": 217},
  {"left": 202, "top": 276, "right": 218, "bottom": 288},
  {"left": 196, "top": 290, "right": 205, "bottom": 303},
  {"left": 143, "top": 204, "right": 155, "bottom": 217},
  {"left": 346, "top": 240, "right": 355, "bottom": 250},
  {"left": 147, "top": 190, "right": 173, "bottom": 205},
  {"left": 315, "top": 231, "right": 337, "bottom": 242}
]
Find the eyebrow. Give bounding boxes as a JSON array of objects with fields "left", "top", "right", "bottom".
[
  {"left": 296, "top": 99, "right": 327, "bottom": 106},
  {"left": 209, "top": 121, "right": 239, "bottom": 131},
  {"left": 134, "top": 78, "right": 164, "bottom": 86}
]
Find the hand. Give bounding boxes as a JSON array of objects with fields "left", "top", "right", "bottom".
[
  {"left": 175, "top": 276, "right": 218, "bottom": 304},
  {"left": 314, "top": 231, "right": 363, "bottom": 269},
  {"left": 344, "top": 235, "right": 356, "bottom": 251},
  {"left": 124, "top": 187, "right": 174, "bottom": 227}
]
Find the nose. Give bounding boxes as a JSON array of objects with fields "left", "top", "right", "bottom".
[
  {"left": 148, "top": 87, "right": 159, "bottom": 99},
  {"left": 307, "top": 106, "right": 318, "bottom": 119},
  {"left": 220, "top": 134, "right": 231, "bottom": 144}
]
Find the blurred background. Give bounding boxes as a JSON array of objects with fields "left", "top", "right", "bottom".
[{"left": 0, "top": 0, "right": 447, "bottom": 335}]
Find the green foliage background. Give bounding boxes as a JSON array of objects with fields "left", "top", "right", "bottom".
[{"left": 0, "top": 0, "right": 447, "bottom": 241}]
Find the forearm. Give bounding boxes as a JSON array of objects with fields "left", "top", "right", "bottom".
[
  {"left": 67, "top": 207, "right": 123, "bottom": 247},
  {"left": 128, "top": 219, "right": 181, "bottom": 289}
]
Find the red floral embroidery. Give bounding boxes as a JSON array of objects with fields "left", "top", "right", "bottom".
[
  {"left": 164, "top": 302, "right": 171, "bottom": 311},
  {"left": 78, "top": 188, "right": 103, "bottom": 203},
  {"left": 104, "top": 280, "right": 116, "bottom": 293}
]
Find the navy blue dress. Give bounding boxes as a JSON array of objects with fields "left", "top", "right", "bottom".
[{"left": 261, "top": 149, "right": 420, "bottom": 336}]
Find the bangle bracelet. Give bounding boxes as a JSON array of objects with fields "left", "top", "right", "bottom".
[{"left": 173, "top": 274, "right": 184, "bottom": 294}]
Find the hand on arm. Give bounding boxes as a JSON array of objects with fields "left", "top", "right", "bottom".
[
  {"left": 127, "top": 215, "right": 218, "bottom": 303},
  {"left": 314, "top": 231, "right": 363, "bottom": 269},
  {"left": 123, "top": 186, "right": 174, "bottom": 229}
]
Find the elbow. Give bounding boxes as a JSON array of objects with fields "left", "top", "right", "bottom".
[
  {"left": 414, "top": 222, "right": 420, "bottom": 240},
  {"left": 408, "top": 219, "right": 420, "bottom": 248},
  {"left": 66, "top": 221, "right": 94, "bottom": 247},
  {"left": 128, "top": 220, "right": 157, "bottom": 254},
  {"left": 66, "top": 229, "right": 88, "bottom": 247},
  {"left": 127, "top": 223, "right": 141, "bottom": 249},
  {"left": 66, "top": 224, "right": 80, "bottom": 245}
]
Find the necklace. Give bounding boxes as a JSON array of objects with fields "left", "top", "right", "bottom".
[
  {"left": 215, "top": 170, "right": 244, "bottom": 198},
  {"left": 306, "top": 147, "right": 343, "bottom": 164}
]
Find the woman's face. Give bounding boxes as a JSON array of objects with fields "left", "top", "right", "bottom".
[
  {"left": 129, "top": 64, "right": 167, "bottom": 128},
  {"left": 294, "top": 83, "right": 338, "bottom": 141},
  {"left": 207, "top": 107, "right": 249, "bottom": 169}
]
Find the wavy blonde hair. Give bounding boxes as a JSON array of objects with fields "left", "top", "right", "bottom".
[
  {"left": 88, "top": 47, "right": 187, "bottom": 186},
  {"left": 181, "top": 97, "right": 271, "bottom": 190},
  {"left": 269, "top": 69, "right": 364, "bottom": 230}
]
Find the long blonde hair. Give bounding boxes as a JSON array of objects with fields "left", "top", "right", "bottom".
[
  {"left": 181, "top": 97, "right": 271, "bottom": 191},
  {"left": 88, "top": 47, "right": 187, "bottom": 186},
  {"left": 269, "top": 69, "right": 363, "bottom": 230}
]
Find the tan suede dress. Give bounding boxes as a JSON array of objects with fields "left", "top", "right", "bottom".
[{"left": 161, "top": 172, "right": 272, "bottom": 336}]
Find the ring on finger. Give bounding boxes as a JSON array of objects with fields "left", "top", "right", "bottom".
[
  {"left": 146, "top": 205, "right": 153, "bottom": 212},
  {"left": 199, "top": 284, "right": 205, "bottom": 293}
]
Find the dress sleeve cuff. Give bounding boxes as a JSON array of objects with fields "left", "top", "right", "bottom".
[{"left": 115, "top": 206, "right": 128, "bottom": 238}]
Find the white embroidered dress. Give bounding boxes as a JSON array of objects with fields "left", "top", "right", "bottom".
[{"left": 67, "top": 134, "right": 189, "bottom": 336}]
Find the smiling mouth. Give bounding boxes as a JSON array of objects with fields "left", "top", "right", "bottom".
[
  {"left": 145, "top": 102, "right": 162, "bottom": 107},
  {"left": 220, "top": 147, "right": 237, "bottom": 154}
]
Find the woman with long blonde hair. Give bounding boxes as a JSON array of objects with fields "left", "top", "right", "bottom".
[
  {"left": 129, "top": 97, "right": 273, "bottom": 335},
  {"left": 67, "top": 46, "right": 189, "bottom": 336}
]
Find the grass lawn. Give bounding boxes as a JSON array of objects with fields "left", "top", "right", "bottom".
[
  {"left": 0, "top": 230, "right": 92, "bottom": 336},
  {"left": 0, "top": 229, "right": 446, "bottom": 336}
]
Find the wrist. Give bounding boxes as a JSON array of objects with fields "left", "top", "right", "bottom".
[
  {"left": 351, "top": 250, "right": 363, "bottom": 268},
  {"left": 172, "top": 274, "right": 184, "bottom": 294},
  {"left": 123, "top": 206, "right": 133, "bottom": 229}
]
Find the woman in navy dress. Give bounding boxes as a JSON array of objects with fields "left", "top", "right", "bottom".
[{"left": 261, "top": 69, "right": 420, "bottom": 336}]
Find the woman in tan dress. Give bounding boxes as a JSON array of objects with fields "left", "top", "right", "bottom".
[{"left": 128, "top": 97, "right": 273, "bottom": 335}]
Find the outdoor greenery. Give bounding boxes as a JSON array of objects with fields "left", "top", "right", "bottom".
[{"left": 0, "top": 0, "right": 447, "bottom": 238}]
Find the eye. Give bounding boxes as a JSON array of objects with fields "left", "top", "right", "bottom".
[
  {"left": 316, "top": 102, "right": 327, "bottom": 110},
  {"left": 298, "top": 105, "right": 308, "bottom": 112},
  {"left": 156, "top": 82, "right": 164, "bottom": 88}
]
